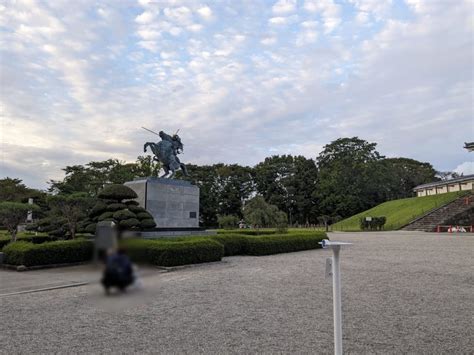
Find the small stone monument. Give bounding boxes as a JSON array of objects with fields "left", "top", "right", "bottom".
[
  {"left": 26, "top": 198, "right": 34, "bottom": 223},
  {"left": 94, "top": 221, "right": 118, "bottom": 261}
]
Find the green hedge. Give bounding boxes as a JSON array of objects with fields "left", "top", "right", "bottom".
[
  {"left": 210, "top": 231, "right": 326, "bottom": 256},
  {"left": 217, "top": 229, "right": 277, "bottom": 236},
  {"left": 0, "top": 235, "right": 56, "bottom": 250},
  {"left": 2, "top": 240, "right": 93, "bottom": 266},
  {"left": 209, "top": 234, "right": 249, "bottom": 256},
  {"left": 122, "top": 238, "right": 224, "bottom": 267},
  {"left": 245, "top": 233, "right": 325, "bottom": 255},
  {"left": 2, "top": 231, "right": 327, "bottom": 268}
]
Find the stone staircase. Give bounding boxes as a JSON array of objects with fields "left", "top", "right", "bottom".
[{"left": 402, "top": 193, "right": 473, "bottom": 232}]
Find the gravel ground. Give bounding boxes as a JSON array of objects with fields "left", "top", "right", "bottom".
[{"left": 0, "top": 231, "right": 473, "bottom": 354}]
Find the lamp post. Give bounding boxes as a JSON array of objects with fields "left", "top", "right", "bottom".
[{"left": 319, "top": 239, "right": 352, "bottom": 355}]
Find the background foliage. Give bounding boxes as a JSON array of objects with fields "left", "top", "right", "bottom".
[{"left": 1, "top": 137, "right": 440, "bottom": 227}]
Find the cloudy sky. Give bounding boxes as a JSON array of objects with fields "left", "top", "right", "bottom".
[{"left": 1, "top": 0, "right": 473, "bottom": 189}]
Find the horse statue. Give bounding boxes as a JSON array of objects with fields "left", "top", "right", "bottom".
[{"left": 143, "top": 130, "right": 189, "bottom": 178}]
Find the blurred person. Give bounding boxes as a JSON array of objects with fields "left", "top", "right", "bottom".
[{"left": 102, "top": 247, "right": 134, "bottom": 295}]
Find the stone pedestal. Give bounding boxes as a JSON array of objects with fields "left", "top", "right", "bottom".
[{"left": 124, "top": 178, "right": 199, "bottom": 228}]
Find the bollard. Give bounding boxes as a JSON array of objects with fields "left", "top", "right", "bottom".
[{"left": 320, "top": 239, "right": 352, "bottom": 355}]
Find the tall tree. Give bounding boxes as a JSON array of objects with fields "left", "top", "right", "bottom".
[
  {"left": 0, "top": 178, "right": 33, "bottom": 202},
  {"left": 315, "top": 137, "right": 383, "bottom": 218},
  {"left": 254, "top": 155, "right": 318, "bottom": 224},
  {"left": 377, "top": 158, "right": 439, "bottom": 200}
]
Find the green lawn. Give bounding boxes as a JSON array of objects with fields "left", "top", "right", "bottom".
[{"left": 331, "top": 191, "right": 469, "bottom": 231}]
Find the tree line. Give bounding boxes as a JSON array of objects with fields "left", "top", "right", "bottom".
[{"left": 1, "top": 137, "right": 439, "bottom": 227}]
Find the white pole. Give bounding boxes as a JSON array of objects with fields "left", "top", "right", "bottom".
[{"left": 332, "top": 245, "right": 343, "bottom": 355}]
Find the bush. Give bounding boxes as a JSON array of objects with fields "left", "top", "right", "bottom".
[
  {"left": 3, "top": 240, "right": 93, "bottom": 266},
  {"left": 0, "top": 237, "right": 10, "bottom": 250},
  {"left": 113, "top": 209, "right": 137, "bottom": 220},
  {"left": 98, "top": 211, "right": 114, "bottom": 221},
  {"left": 245, "top": 232, "right": 326, "bottom": 256},
  {"left": 90, "top": 201, "right": 108, "bottom": 217},
  {"left": 217, "top": 215, "right": 240, "bottom": 229},
  {"left": 119, "top": 218, "right": 140, "bottom": 229},
  {"left": 0, "top": 234, "right": 55, "bottom": 250},
  {"left": 125, "top": 200, "right": 139, "bottom": 206},
  {"left": 136, "top": 211, "right": 153, "bottom": 220},
  {"left": 210, "top": 234, "right": 249, "bottom": 256},
  {"left": 84, "top": 223, "right": 97, "bottom": 234},
  {"left": 139, "top": 219, "right": 156, "bottom": 229},
  {"left": 107, "top": 203, "right": 128, "bottom": 212},
  {"left": 19, "top": 235, "right": 56, "bottom": 244},
  {"left": 359, "top": 216, "right": 387, "bottom": 231},
  {"left": 98, "top": 184, "right": 138, "bottom": 202},
  {"left": 122, "top": 238, "right": 224, "bottom": 267},
  {"left": 127, "top": 205, "right": 147, "bottom": 214},
  {"left": 217, "top": 229, "right": 276, "bottom": 236}
]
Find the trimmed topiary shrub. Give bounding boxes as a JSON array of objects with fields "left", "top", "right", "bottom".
[
  {"left": 139, "top": 219, "right": 156, "bottom": 229},
  {"left": 3, "top": 240, "right": 93, "bottom": 266},
  {"left": 127, "top": 205, "right": 147, "bottom": 214},
  {"left": 107, "top": 203, "right": 128, "bottom": 212},
  {"left": 98, "top": 211, "right": 114, "bottom": 221},
  {"left": 122, "top": 238, "right": 224, "bottom": 267},
  {"left": 113, "top": 209, "right": 137, "bottom": 220},
  {"left": 136, "top": 211, "right": 153, "bottom": 220},
  {"left": 119, "top": 218, "right": 140, "bottom": 229},
  {"left": 90, "top": 201, "right": 108, "bottom": 217},
  {"left": 125, "top": 200, "right": 139, "bottom": 206},
  {"left": 84, "top": 223, "right": 97, "bottom": 234},
  {"left": 98, "top": 184, "right": 138, "bottom": 202}
]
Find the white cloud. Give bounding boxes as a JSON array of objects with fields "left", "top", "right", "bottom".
[
  {"left": 272, "top": 0, "right": 297, "bottom": 15},
  {"left": 303, "top": 0, "right": 341, "bottom": 33},
  {"left": 135, "top": 10, "right": 157, "bottom": 24},
  {"left": 269, "top": 15, "right": 298, "bottom": 26},
  {"left": 261, "top": 36, "right": 277, "bottom": 46},
  {"left": 355, "top": 12, "right": 370, "bottom": 24},
  {"left": 349, "top": 0, "right": 392, "bottom": 21},
  {"left": 269, "top": 17, "right": 288, "bottom": 25},
  {"left": 454, "top": 162, "right": 474, "bottom": 175},
  {"left": 163, "top": 6, "right": 192, "bottom": 25},
  {"left": 187, "top": 23, "right": 203, "bottom": 32},
  {"left": 197, "top": 6, "right": 213, "bottom": 20},
  {"left": 296, "top": 30, "right": 318, "bottom": 46}
]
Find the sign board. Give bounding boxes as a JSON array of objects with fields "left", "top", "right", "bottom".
[{"left": 365, "top": 217, "right": 372, "bottom": 222}]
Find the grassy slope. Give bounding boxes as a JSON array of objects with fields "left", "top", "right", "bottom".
[{"left": 331, "top": 191, "right": 468, "bottom": 231}]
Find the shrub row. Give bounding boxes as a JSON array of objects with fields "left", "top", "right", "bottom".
[
  {"left": 2, "top": 231, "right": 327, "bottom": 268},
  {"left": 211, "top": 231, "right": 326, "bottom": 256},
  {"left": 0, "top": 235, "right": 56, "bottom": 250},
  {"left": 121, "top": 238, "right": 224, "bottom": 267},
  {"left": 245, "top": 233, "right": 325, "bottom": 255},
  {"left": 217, "top": 229, "right": 277, "bottom": 236},
  {"left": 2, "top": 240, "right": 93, "bottom": 266},
  {"left": 359, "top": 216, "right": 387, "bottom": 231}
]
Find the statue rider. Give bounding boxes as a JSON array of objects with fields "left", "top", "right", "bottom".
[{"left": 158, "top": 131, "right": 183, "bottom": 164}]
